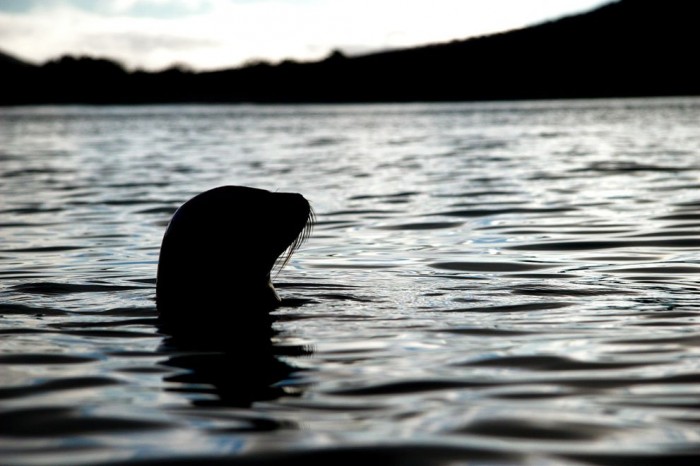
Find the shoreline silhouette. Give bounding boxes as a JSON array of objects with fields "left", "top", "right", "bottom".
[{"left": 2, "top": 0, "right": 697, "bottom": 105}]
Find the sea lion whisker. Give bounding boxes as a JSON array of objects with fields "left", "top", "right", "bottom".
[{"left": 275, "top": 204, "right": 315, "bottom": 274}]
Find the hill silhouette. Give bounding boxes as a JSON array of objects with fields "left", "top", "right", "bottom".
[{"left": 1, "top": 0, "right": 697, "bottom": 105}]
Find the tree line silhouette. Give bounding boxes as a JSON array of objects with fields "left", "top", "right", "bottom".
[{"left": 1, "top": 0, "right": 696, "bottom": 105}]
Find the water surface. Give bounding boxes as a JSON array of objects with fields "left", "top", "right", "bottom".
[{"left": 2, "top": 98, "right": 700, "bottom": 465}]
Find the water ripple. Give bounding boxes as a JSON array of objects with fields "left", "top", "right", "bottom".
[{"left": 2, "top": 99, "right": 700, "bottom": 464}]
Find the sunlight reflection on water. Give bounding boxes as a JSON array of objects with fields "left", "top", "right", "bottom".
[{"left": 2, "top": 98, "right": 700, "bottom": 464}]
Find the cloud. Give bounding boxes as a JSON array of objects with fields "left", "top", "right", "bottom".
[
  {"left": 0, "top": 0, "right": 214, "bottom": 17},
  {"left": 0, "top": 0, "right": 611, "bottom": 70},
  {"left": 0, "top": 2, "right": 217, "bottom": 69}
]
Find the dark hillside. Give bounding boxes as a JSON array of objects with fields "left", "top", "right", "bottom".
[{"left": 1, "top": 0, "right": 697, "bottom": 104}]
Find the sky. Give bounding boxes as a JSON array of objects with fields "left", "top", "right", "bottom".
[{"left": 0, "top": 0, "right": 612, "bottom": 71}]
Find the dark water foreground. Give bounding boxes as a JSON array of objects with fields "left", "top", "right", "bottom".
[{"left": 1, "top": 99, "right": 700, "bottom": 465}]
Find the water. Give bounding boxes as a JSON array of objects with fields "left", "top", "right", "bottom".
[{"left": 1, "top": 98, "right": 700, "bottom": 465}]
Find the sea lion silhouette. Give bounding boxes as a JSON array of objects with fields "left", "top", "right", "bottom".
[{"left": 156, "top": 185, "right": 313, "bottom": 330}]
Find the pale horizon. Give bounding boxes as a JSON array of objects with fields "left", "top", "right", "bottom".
[{"left": 0, "top": 0, "right": 613, "bottom": 71}]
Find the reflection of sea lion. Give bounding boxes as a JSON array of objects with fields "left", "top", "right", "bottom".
[
  {"left": 162, "top": 332, "right": 311, "bottom": 407},
  {"left": 156, "top": 185, "right": 313, "bottom": 330}
]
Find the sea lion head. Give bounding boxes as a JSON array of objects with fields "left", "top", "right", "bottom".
[{"left": 156, "top": 186, "right": 313, "bottom": 324}]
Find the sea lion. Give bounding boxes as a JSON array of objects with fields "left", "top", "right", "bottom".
[{"left": 156, "top": 185, "right": 313, "bottom": 329}]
